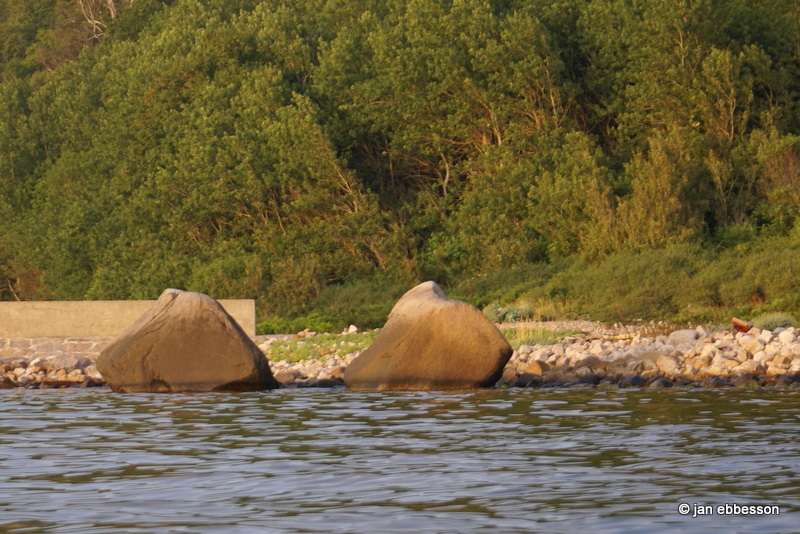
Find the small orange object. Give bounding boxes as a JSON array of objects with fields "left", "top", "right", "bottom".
[{"left": 732, "top": 317, "right": 752, "bottom": 333}]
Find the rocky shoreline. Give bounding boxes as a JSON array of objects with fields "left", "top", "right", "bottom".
[
  {"left": 0, "top": 337, "right": 111, "bottom": 389},
  {"left": 2, "top": 321, "right": 800, "bottom": 390},
  {"left": 500, "top": 323, "right": 800, "bottom": 389}
]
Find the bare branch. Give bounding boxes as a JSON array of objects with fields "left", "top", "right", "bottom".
[
  {"left": 76, "top": 0, "right": 107, "bottom": 40},
  {"left": 6, "top": 278, "right": 21, "bottom": 302}
]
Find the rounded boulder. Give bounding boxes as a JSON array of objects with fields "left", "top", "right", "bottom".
[
  {"left": 96, "top": 289, "right": 277, "bottom": 392},
  {"left": 344, "top": 281, "right": 512, "bottom": 390}
]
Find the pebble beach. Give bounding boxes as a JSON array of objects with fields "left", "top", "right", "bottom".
[
  {"left": 2, "top": 321, "right": 800, "bottom": 390},
  {"left": 500, "top": 321, "right": 800, "bottom": 389}
]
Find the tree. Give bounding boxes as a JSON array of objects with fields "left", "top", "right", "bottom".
[
  {"left": 527, "top": 131, "right": 616, "bottom": 260},
  {"left": 618, "top": 130, "right": 708, "bottom": 249},
  {"left": 695, "top": 45, "right": 772, "bottom": 226},
  {"left": 423, "top": 147, "right": 545, "bottom": 282},
  {"left": 3, "top": 0, "right": 800, "bottom": 311},
  {"left": 749, "top": 129, "right": 800, "bottom": 234}
]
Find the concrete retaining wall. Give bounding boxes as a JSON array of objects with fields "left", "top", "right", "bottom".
[
  {"left": 0, "top": 337, "right": 113, "bottom": 363},
  {"left": 0, "top": 299, "right": 256, "bottom": 338}
]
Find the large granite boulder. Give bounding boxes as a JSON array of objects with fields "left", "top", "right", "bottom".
[
  {"left": 344, "top": 281, "right": 512, "bottom": 390},
  {"left": 96, "top": 289, "right": 277, "bottom": 392}
]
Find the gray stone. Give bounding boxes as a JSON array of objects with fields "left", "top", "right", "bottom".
[
  {"left": 649, "top": 377, "right": 673, "bottom": 389},
  {"left": 84, "top": 364, "right": 103, "bottom": 381},
  {"left": 520, "top": 360, "right": 549, "bottom": 375},
  {"left": 656, "top": 355, "right": 680, "bottom": 376},
  {"left": 578, "top": 373, "right": 601, "bottom": 385},
  {"left": 542, "top": 369, "right": 580, "bottom": 385},
  {"left": 42, "top": 354, "right": 91, "bottom": 372},
  {"left": 620, "top": 374, "right": 647, "bottom": 387},
  {"left": 667, "top": 329, "right": 699, "bottom": 346},
  {"left": 576, "top": 355, "right": 603, "bottom": 369},
  {"left": 739, "top": 334, "right": 766, "bottom": 355},
  {"left": 1, "top": 376, "right": 16, "bottom": 389},
  {"left": 344, "top": 281, "right": 512, "bottom": 390},
  {"left": 757, "top": 330, "right": 775, "bottom": 343},
  {"left": 701, "top": 377, "right": 730, "bottom": 389},
  {"left": 778, "top": 329, "right": 796, "bottom": 345},
  {"left": 96, "top": 289, "right": 277, "bottom": 392},
  {"left": 515, "top": 373, "right": 541, "bottom": 388},
  {"left": 753, "top": 350, "right": 772, "bottom": 363},
  {"left": 730, "top": 375, "right": 759, "bottom": 388},
  {"left": 497, "top": 367, "right": 520, "bottom": 387}
]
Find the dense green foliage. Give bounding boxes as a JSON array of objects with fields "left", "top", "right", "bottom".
[
  {"left": 1, "top": 0, "right": 799, "bottom": 326},
  {"left": 256, "top": 311, "right": 340, "bottom": 335}
]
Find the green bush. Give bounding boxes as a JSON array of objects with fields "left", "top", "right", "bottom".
[
  {"left": 304, "top": 277, "right": 411, "bottom": 330},
  {"left": 558, "top": 244, "right": 708, "bottom": 323},
  {"left": 256, "top": 311, "right": 341, "bottom": 335},
  {"left": 750, "top": 312, "right": 797, "bottom": 331},
  {"left": 482, "top": 301, "right": 535, "bottom": 323},
  {"left": 256, "top": 276, "right": 408, "bottom": 333},
  {"left": 449, "top": 261, "right": 570, "bottom": 310},
  {"left": 702, "top": 237, "right": 800, "bottom": 317},
  {"left": 454, "top": 238, "right": 800, "bottom": 326}
]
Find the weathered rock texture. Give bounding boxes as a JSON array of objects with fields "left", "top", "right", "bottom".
[
  {"left": 344, "top": 281, "right": 512, "bottom": 390},
  {"left": 96, "top": 289, "right": 277, "bottom": 392}
]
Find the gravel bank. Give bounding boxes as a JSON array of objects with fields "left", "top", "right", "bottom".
[
  {"left": 499, "top": 324, "right": 800, "bottom": 389},
  {"left": 3, "top": 322, "right": 800, "bottom": 389}
]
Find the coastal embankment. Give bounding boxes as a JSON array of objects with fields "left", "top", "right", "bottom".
[{"left": 2, "top": 321, "right": 800, "bottom": 389}]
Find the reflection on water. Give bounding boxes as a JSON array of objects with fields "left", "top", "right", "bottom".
[{"left": 1, "top": 388, "right": 798, "bottom": 533}]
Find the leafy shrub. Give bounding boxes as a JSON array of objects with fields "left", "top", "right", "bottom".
[
  {"left": 305, "top": 277, "right": 411, "bottom": 330},
  {"left": 481, "top": 302, "right": 504, "bottom": 323},
  {"left": 562, "top": 244, "right": 708, "bottom": 323},
  {"left": 464, "top": 238, "right": 800, "bottom": 326},
  {"left": 449, "top": 261, "right": 570, "bottom": 310},
  {"left": 703, "top": 237, "right": 800, "bottom": 316},
  {"left": 482, "top": 301, "right": 535, "bottom": 323},
  {"left": 750, "top": 312, "right": 797, "bottom": 331},
  {"left": 257, "top": 312, "right": 341, "bottom": 335}
]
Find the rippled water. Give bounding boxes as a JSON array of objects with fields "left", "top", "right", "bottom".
[{"left": 1, "top": 387, "right": 798, "bottom": 533}]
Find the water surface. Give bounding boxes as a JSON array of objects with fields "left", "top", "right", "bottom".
[{"left": 1, "top": 387, "right": 798, "bottom": 533}]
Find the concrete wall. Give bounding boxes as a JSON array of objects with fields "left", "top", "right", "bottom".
[{"left": 0, "top": 299, "right": 256, "bottom": 338}]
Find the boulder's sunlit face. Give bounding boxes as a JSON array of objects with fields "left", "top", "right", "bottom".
[
  {"left": 344, "top": 281, "right": 512, "bottom": 391},
  {"left": 97, "top": 289, "right": 277, "bottom": 392}
]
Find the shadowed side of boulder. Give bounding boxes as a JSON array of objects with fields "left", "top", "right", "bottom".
[
  {"left": 96, "top": 289, "right": 277, "bottom": 392},
  {"left": 344, "top": 281, "right": 512, "bottom": 390}
]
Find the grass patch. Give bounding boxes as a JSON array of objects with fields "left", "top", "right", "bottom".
[
  {"left": 265, "top": 330, "right": 379, "bottom": 363},
  {"left": 500, "top": 326, "right": 583, "bottom": 349}
]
